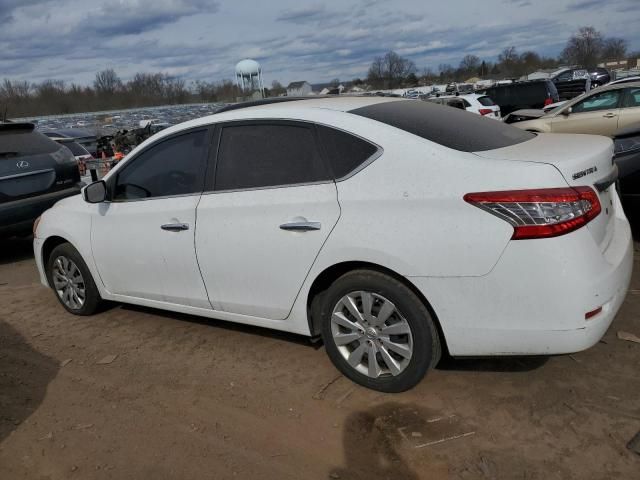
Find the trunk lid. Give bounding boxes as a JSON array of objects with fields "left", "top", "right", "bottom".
[{"left": 474, "top": 133, "right": 616, "bottom": 250}]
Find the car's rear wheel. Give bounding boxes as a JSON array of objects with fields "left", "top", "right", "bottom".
[
  {"left": 46, "top": 243, "right": 102, "bottom": 315},
  {"left": 320, "top": 270, "right": 441, "bottom": 392}
]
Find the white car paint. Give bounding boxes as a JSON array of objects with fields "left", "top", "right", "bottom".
[
  {"left": 427, "top": 93, "right": 501, "bottom": 119},
  {"left": 34, "top": 97, "right": 633, "bottom": 357}
]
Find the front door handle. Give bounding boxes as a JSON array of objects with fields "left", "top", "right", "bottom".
[
  {"left": 161, "top": 223, "right": 189, "bottom": 232},
  {"left": 279, "top": 221, "right": 321, "bottom": 232},
  {"left": 603, "top": 113, "right": 617, "bottom": 118}
]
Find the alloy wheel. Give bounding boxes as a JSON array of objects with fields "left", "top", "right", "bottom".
[
  {"left": 330, "top": 291, "right": 413, "bottom": 378},
  {"left": 51, "top": 255, "right": 86, "bottom": 310}
]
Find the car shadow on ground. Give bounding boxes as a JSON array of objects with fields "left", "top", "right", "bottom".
[
  {"left": 436, "top": 355, "right": 549, "bottom": 372},
  {"left": 0, "top": 236, "right": 34, "bottom": 265},
  {"left": 329, "top": 402, "right": 422, "bottom": 480},
  {"left": 0, "top": 320, "right": 59, "bottom": 443}
]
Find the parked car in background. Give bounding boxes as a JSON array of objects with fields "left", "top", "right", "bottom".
[
  {"left": 552, "top": 68, "right": 592, "bottom": 100},
  {"left": 50, "top": 137, "right": 94, "bottom": 164},
  {"left": 479, "top": 80, "right": 559, "bottom": 116},
  {"left": 33, "top": 97, "right": 631, "bottom": 392},
  {"left": 426, "top": 94, "right": 501, "bottom": 119},
  {"left": 512, "top": 82, "right": 640, "bottom": 136},
  {"left": 445, "top": 82, "right": 474, "bottom": 94},
  {"left": 503, "top": 98, "right": 570, "bottom": 124},
  {"left": 609, "top": 76, "right": 640, "bottom": 86},
  {"left": 42, "top": 129, "right": 98, "bottom": 156},
  {"left": 613, "top": 122, "right": 640, "bottom": 228},
  {"left": 1, "top": 122, "right": 83, "bottom": 237}
]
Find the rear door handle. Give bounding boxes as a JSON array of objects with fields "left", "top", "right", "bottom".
[
  {"left": 279, "top": 221, "right": 321, "bottom": 231},
  {"left": 603, "top": 113, "right": 617, "bottom": 118},
  {"left": 161, "top": 223, "right": 189, "bottom": 232}
]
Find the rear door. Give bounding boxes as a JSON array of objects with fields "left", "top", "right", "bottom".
[
  {"left": 551, "top": 89, "right": 622, "bottom": 135},
  {"left": 617, "top": 87, "right": 640, "bottom": 131},
  {"left": 195, "top": 121, "right": 340, "bottom": 320}
]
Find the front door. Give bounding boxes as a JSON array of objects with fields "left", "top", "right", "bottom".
[
  {"left": 195, "top": 121, "right": 340, "bottom": 320},
  {"left": 551, "top": 89, "right": 622, "bottom": 136},
  {"left": 618, "top": 87, "right": 640, "bottom": 131},
  {"left": 91, "top": 128, "right": 211, "bottom": 308}
]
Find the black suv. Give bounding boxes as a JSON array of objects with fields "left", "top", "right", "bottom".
[
  {"left": 1, "top": 123, "right": 83, "bottom": 237},
  {"left": 551, "top": 67, "right": 611, "bottom": 100},
  {"left": 480, "top": 80, "right": 559, "bottom": 116}
]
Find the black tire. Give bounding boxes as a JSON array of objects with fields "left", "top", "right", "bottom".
[
  {"left": 46, "top": 242, "right": 102, "bottom": 316},
  {"left": 320, "top": 269, "right": 441, "bottom": 393}
]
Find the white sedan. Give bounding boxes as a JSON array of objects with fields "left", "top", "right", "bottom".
[{"left": 33, "top": 97, "right": 633, "bottom": 392}]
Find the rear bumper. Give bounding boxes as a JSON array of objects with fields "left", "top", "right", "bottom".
[
  {"left": 410, "top": 202, "right": 633, "bottom": 356},
  {"left": 0, "top": 183, "right": 83, "bottom": 236}
]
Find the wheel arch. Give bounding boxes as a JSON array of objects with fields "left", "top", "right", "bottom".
[
  {"left": 306, "top": 261, "right": 449, "bottom": 355},
  {"left": 41, "top": 235, "right": 73, "bottom": 271}
]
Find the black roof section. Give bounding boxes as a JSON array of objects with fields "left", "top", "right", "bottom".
[
  {"left": 214, "top": 97, "right": 317, "bottom": 114},
  {"left": 0, "top": 122, "right": 35, "bottom": 132},
  {"left": 349, "top": 100, "right": 534, "bottom": 152}
]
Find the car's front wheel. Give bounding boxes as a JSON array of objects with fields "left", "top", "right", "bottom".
[
  {"left": 320, "top": 270, "right": 441, "bottom": 392},
  {"left": 46, "top": 242, "right": 102, "bottom": 315}
]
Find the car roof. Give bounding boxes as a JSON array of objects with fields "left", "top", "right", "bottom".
[
  {"left": 594, "top": 80, "right": 640, "bottom": 91},
  {"left": 41, "top": 128, "right": 95, "bottom": 138},
  {"left": 431, "top": 93, "right": 486, "bottom": 99},
  {"left": 215, "top": 95, "right": 403, "bottom": 114}
]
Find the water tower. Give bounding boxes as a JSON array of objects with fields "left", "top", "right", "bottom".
[{"left": 235, "top": 59, "right": 265, "bottom": 98}]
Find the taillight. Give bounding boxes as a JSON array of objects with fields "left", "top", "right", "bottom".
[
  {"left": 544, "top": 97, "right": 553, "bottom": 106},
  {"left": 478, "top": 108, "right": 493, "bottom": 116},
  {"left": 464, "top": 187, "right": 601, "bottom": 240}
]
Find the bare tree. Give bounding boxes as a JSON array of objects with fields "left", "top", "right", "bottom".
[
  {"left": 498, "top": 46, "right": 518, "bottom": 64},
  {"left": 437, "top": 63, "right": 455, "bottom": 82},
  {"left": 93, "top": 69, "right": 122, "bottom": 96},
  {"left": 601, "top": 38, "right": 628, "bottom": 61},
  {"left": 561, "top": 26, "right": 604, "bottom": 67},
  {"left": 367, "top": 51, "right": 416, "bottom": 89},
  {"left": 459, "top": 54, "right": 480, "bottom": 75},
  {"left": 367, "top": 57, "right": 385, "bottom": 87}
]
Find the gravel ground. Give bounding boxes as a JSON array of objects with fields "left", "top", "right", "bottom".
[{"left": 1, "top": 236, "right": 639, "bottom": 480}]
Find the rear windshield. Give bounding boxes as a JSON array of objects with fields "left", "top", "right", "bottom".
[
  {"left": 349, "top": 100, "right": 534, "bottom": 152},
  {"left": 477, "top": 96, "right": 494, "bottom": 106},
  {"left": 0, "top": 130, "right": 59, "bottom": 155},
  {"left": 61, "top": 141, "right": 89, "bottom": 156}
]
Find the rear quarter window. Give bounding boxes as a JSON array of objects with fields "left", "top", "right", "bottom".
[
  {"left": 349, "top": 100, "right": 534, "bottom": 152},
  {"left": 317, "top": 126, "right": 379, "bottom": 179}
]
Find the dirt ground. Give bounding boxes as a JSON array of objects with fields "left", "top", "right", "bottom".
[{"left": 0, "top": 237, "right": 639, "bottom": 480}]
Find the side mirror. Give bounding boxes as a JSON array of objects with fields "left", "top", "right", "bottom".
[
  {"left": 562, "top": 107, "right": 572, "bottom": 116},
  {"left": 83, "top": 180, "right": 107, "bottom": 203}
]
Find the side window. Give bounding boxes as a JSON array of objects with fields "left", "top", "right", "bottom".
[
  {"left": 113, "top": 129, "right": 207, "bottom": 201},
  {"left": 622, "top": 88, "right": 640, "bottom": 108},
  {"left": 317, "top": 125, "right": 379, "bottom": 179},
  {"left": 572, "top": 90, "right": 621, "bottom": 113},
  {"left": 447, "top": 98, "right": 465, "bottom": 110},
  {"left": 555, "top": 71, "right": 572, "bottom": 82},
  {"left": 215, "top": 123, "right": 330, "bottom": 191},
  {"left": 462, "top": 99, "right": 472, "bottom": 108}
]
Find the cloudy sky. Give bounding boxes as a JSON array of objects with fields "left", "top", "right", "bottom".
[{"left": 1, "top": 0, "right": 639, "bottom": 86}]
